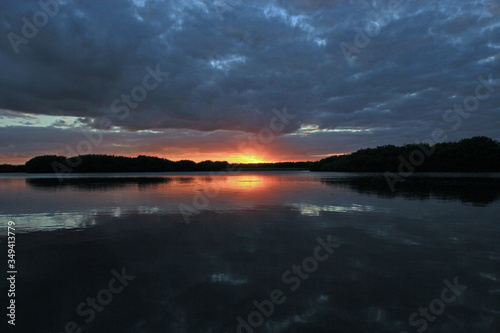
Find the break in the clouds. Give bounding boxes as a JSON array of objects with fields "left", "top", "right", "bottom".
[{"left": 0, "top": 0, "right": 499, "bottom": 164}]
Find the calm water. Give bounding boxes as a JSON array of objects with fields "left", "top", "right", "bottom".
[{"left": 0, "top": 172, "right": 499, "bottom": 332}]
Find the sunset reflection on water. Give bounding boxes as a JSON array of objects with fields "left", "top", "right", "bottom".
[
  {"left": 1, "top": 172, "right": 500, "bottom": 332},
  {"left": 1, "top": 172, "right": 500, "bottom": 234}
]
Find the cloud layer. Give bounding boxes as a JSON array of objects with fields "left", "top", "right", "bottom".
[{"left": 1, "top": 0, "right": 499, "bottom": 163}]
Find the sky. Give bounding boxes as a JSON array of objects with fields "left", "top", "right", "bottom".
[{"left": 0, "top": 0, "right": 499, "bottom": 164}]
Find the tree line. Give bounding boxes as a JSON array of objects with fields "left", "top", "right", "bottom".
[
  {"left": 0, "top": 155, "right": 310, "bottom": 173},
  {"left": 310, "top": 136, "right": 500, "bottom": 172},
  {"left": 22, "top": 155, "right": 232, "bottom": 173},
  {"left": 1, "top": 136, "right": 499, "bottom": 173}
]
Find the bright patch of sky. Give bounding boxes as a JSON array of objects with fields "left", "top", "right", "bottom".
[
  {"left": 210, "top": 55, "right": 246, "bottom": 71},
  {"left": 132, "top": 0, "right": 146, "bottom": 7},
  {"left": 263, "top": 4, "right": 326, "bottom": 46},
  {"left": 478, "top": 55, "right": 498, "bottom": 64},
  {"left": 289, "top": 124, "right": 376, "bottom": 136},
  {"left": 0, "top": 110, "right": 81, "bottom": 128}
]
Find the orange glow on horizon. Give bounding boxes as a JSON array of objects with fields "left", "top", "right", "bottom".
[
  {"left": 219, "top": 154, "right": 271, "bottom": 164},
  {"left": 1, "top": 151, "right": 314, "bottom": 166},
  {"left": 155, "top": 153, "right": 271, "bottom": 164}
]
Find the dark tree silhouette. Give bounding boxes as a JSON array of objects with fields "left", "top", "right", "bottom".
[
  {"left": 0, "top": 164, "right": 25, "bottom": 172},
  {"left": 2, "top": 137, "right": 499, "bottom": 173},
  {"left": 310, "top": 136, "right": 500, "bottom": 172}
]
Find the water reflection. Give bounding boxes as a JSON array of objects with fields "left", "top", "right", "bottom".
[
  {"left": 26, "top": 176, "right": 173, "bottom": 191},
  {"left": 0, "top": 172, "right": 499, "bottom": 332},
  {"left": 3, "top": 208, "right": 499, "bottom": 332},
  {"left": 292, "top": 203, "right": 382, "bottom": 216},
  {"left": 25, "top": 174, "right": 273, "bottom": 191},
  {"left": 322, "top": 176, "right": 500, "bottom": 205},
  {"left": 21, "top": 173, "right": 500, "bottom": 206},
  {"left": 0, "top": 173, "right": 499, "bottom": 234}
]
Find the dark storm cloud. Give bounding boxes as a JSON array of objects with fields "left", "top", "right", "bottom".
[{"left": 0, "top": 0, "right": 499, "bottom": 161}]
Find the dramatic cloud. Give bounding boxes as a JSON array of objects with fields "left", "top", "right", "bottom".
[{"left": 0, "top": 0, "right": 499, "bottom": 163}]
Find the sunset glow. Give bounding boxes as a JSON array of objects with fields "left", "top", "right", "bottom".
[
  {"left": 229, "top": 155, "right": 266, "bottom": 164},
  {"left": 1, "top": 0, "right": 499, "bottom": 166},
  {"left": 1, "top": 0, "right": 499, "bottom": 332}
]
